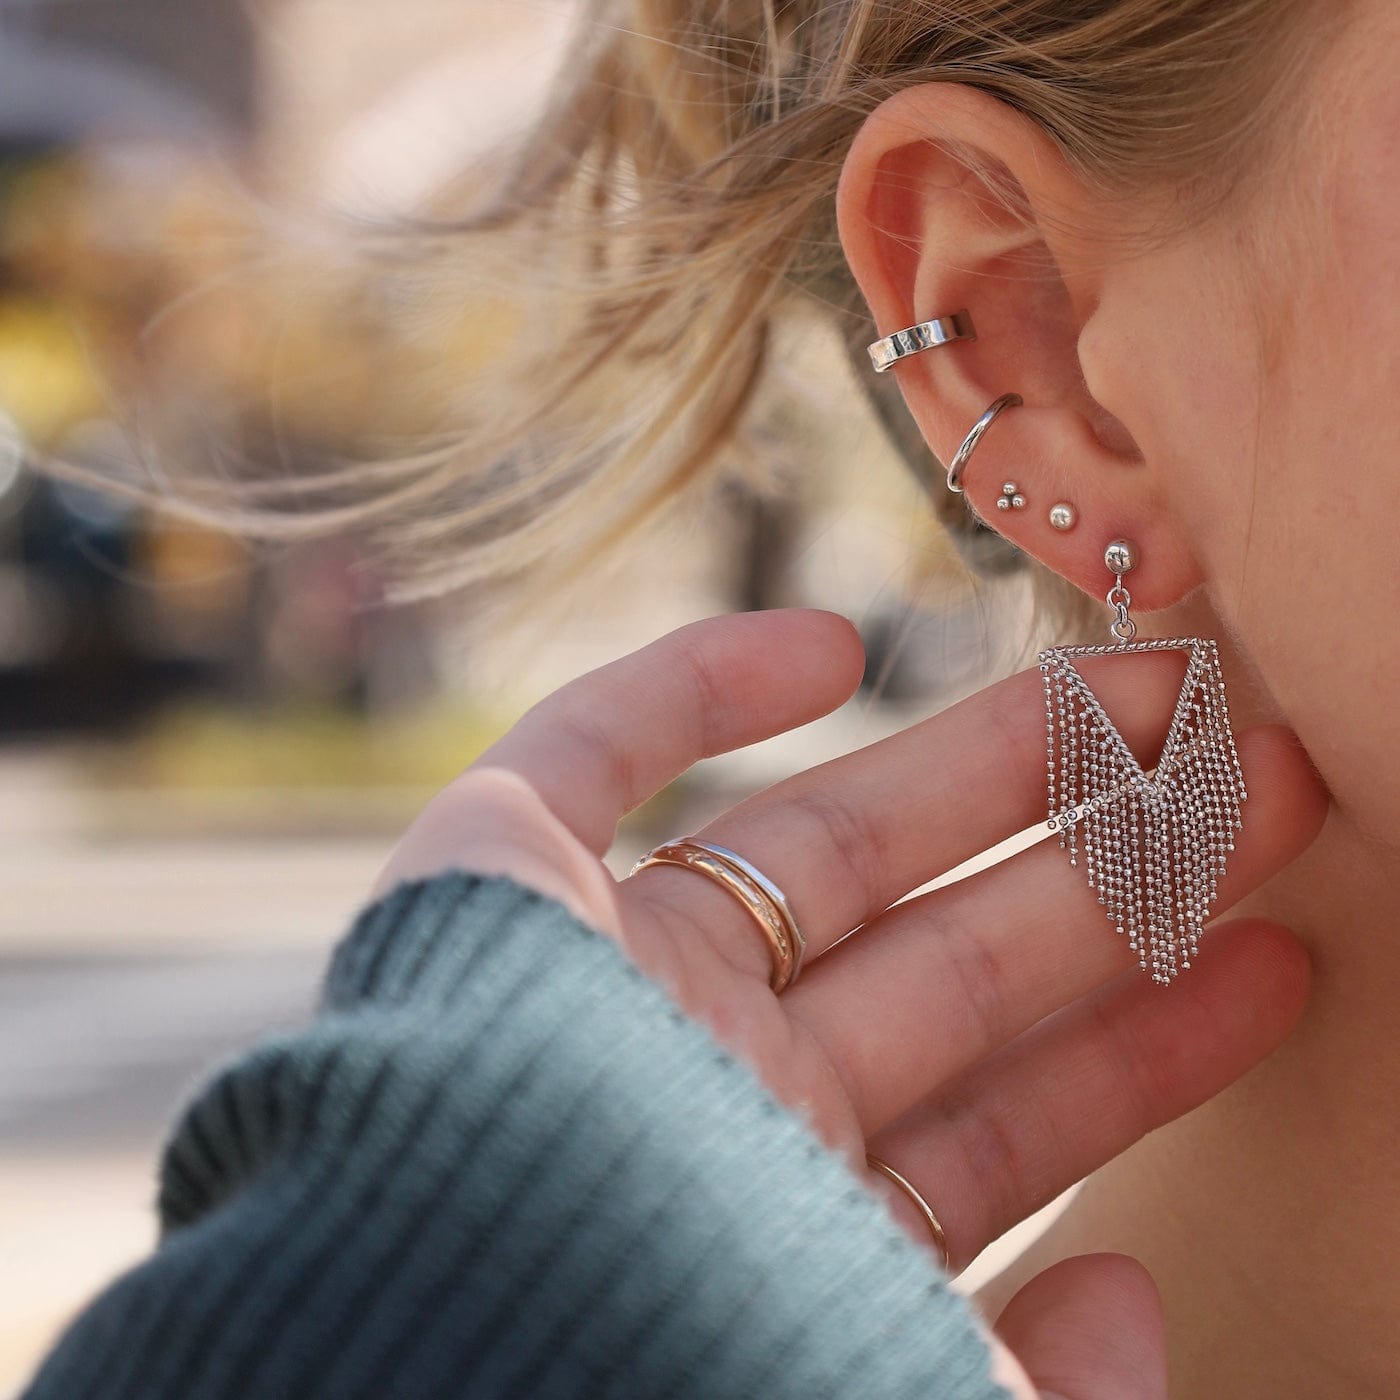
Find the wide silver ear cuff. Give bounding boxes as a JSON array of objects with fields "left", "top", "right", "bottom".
[{"left": 867, "top": 310, "right": 976, "bottom": 373}]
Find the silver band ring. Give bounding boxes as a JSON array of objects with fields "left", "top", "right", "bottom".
[
  {"left": 867, "top": 310, "right": 976, "bottom": 374},
  {"left": 630, "top": 838, "right": 807, "bottom": 993},
  {"left": 946, "top": 392, "right": 1023, "bottom": 495}
]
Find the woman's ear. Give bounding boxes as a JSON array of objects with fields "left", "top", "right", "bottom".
[{"left": 837, "top": 83, "right": 1202, "bottom": 610}]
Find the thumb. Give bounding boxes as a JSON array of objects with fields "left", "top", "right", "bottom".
[{"left": 993, "top": 1253, "right": 1167, "bottom": 1400}]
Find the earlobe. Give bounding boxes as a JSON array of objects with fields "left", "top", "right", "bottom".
[{"left": 837, "top": 83, "right": 1204, "bottom": 613}]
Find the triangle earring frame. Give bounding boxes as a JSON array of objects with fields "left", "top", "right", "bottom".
[{"left": 1043, "top": 638, "right": 1211, "bottom": 792}]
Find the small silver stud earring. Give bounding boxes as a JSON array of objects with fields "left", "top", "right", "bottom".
[
  {"left": 997, "top": 481, "right": 1027, "bottom": 512},
  {"left": 1048, "top": 501, "right": 1077, "bottom": 532}
]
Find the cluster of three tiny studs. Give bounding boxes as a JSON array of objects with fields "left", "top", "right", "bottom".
[{"left": 997, "top": 482, "right": 1078, "bottom": 533}]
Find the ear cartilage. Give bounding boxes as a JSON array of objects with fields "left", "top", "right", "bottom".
[
  {"left": 1049, "top": 501, "right": 1077, "bottom": 531},
  {"left": 997, "top": 482, "right": 1027, "bottom": 511}
]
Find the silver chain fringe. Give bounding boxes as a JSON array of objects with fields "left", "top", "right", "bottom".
[{"left": 1039, "top": 638, "right": 1248, "bottom": 985}]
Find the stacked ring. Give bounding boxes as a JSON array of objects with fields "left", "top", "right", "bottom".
[{"left": 630, "top": 839, "right": 806, "bottom": 993}]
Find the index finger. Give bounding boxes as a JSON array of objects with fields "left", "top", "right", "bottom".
[{"left": 477, "top": 610, "right": 867, "bottom": 854}]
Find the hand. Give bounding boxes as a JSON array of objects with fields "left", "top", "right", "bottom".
[{"left": 376, "top": 609, "right": 1327, "bottom": 1399}]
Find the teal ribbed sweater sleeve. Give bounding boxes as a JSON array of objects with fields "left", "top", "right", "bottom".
[{"left": 23, "top": 871, "right": 1011, "bottom": 1400}]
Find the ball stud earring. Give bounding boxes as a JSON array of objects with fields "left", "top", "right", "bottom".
[
  {"left": 997, "top": 482, "right": 1027, "bottom": 511},
  {"left": 1049, "top": 501, "right": 1077, "bottom": 531}
]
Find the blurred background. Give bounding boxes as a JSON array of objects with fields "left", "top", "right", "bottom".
[{"left": 0, "top": 1, "right": 1046, "bottom": 1391}]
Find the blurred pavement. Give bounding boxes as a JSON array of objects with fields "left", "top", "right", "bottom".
[{"left": 0, "top": 746, "right": 387, "bottom": 1394}]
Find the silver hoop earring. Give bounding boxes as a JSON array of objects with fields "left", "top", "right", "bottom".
[
  {"left": 946, "top": 393, "right": 1022, "bottom": 494},
  {"left": 867, "top": 310, "right": 976, "bottom": 373},
  {"left": 1038, "top": 540, "right": 1248, "bottom": 985}
]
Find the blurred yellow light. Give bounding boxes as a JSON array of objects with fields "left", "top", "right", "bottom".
[{"left": 0, "top": 299, "right": 101, "bottom": 446}]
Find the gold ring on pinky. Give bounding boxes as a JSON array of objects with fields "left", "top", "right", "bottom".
[
  {"left": 629, "top": 839, "right": 806, "bottom": 993},
  {"left": 866, "top": 1153, "right": 952, "bottom": 1271}
]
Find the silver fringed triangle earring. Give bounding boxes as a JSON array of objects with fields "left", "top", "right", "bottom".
[{"left": 1039, "top": 540, "right": 1247, "bottom": 985}]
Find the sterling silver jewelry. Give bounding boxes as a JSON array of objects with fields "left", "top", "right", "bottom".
[
  {"left": 1038, "top": 540, "right": 1247, "bottom": 985},
  {"left": 867, "top": 310, "right": 976, "bottom": 373},
  {"left": 997, "top": 481, "right": 1027, "bottom": 511},
  {"left": 946, "top": 392, "right": 1021, "bottom": 494},
  {"left": 1049, "top": 502, "right": 1077, "bottom": 532}
]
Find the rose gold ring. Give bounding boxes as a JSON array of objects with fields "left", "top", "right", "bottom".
[
  {"left": 866, "top": 1153, "right": 951, "bottom": 1270},
  {"left": 629, "top": 838, "right": 805, "bottom": 993}
]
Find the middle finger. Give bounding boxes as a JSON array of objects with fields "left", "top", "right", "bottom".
[{"left": 625, "top": 647, "right": 1191, "bottom": 962}]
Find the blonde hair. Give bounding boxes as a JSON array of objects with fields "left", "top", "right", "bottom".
[{"left": 79, "top": 0, "right": 1329, "bottom": 602}]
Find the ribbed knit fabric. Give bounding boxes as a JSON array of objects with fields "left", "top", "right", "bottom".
[{"left": 23, "top": 871, "right": 1012, "bottom": 1399}]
